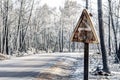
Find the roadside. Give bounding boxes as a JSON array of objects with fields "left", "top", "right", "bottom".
[
  {"left": 0, "top": 53, "right": 9, "bottom": 60},
  {"left": 37, "top": 53, "right": 120, "bottom": 80},
  {"left": 37, "top": 54, "right": 81, "bottom": 80}
]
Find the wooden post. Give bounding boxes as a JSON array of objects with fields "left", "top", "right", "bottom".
[
  {"left": 84, "top": 43, "right": 89, "bottom": 80},
  {"left": 86, "top": 0, "right": 88, "bottom": 9},
  {"left": 84, "top": 0, "right": 89, "bottom": 80}
]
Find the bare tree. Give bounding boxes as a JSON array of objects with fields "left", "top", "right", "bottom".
[
  {"left": 108, "top": 0, "right": 120, "bottom": 62},
  {"left": 59, "top": 0, "right": 79, "bottom": 52},
  {"left": 15, "top": 0, "right": 24, "bottom": 52},
  {"left": 1, "top": 0, "right": 9, "bottom": 55},
  {"left": 14, "top": 0, "right": 34, "bottom": 52},
  {"left": 108, "top": 0, "right": 111, "bottom": 55},
  {"left": 97, "top": 0, "right": 110, "bottom": 73}
]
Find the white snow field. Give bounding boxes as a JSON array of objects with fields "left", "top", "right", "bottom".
[{"left": 0, "top": 52, "right": 120, "bottom": 80}]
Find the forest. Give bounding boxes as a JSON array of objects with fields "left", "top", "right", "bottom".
[
  {"left": 0, "top": 0, "right": 120, "bottom": 79},
  {"left": 0, "top": 0, "right": 119, "bottom": 59}
]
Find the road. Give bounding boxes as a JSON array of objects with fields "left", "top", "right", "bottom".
[
  {"left": 0, "top": 54, "right": 63, "bottom": 80},
  {"left": 0, "top": 53, "right": 80, "bottom": 80},
  {"left": 0, "top": 52, "right": 114, "bottom": 80}
]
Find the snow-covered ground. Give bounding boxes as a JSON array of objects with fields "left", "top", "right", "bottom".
[
  {"left": 0, "top": 52, "right": 120, "bottom": 80},
  {"left": 37, "top": 52, "right": 120, "bottom": 80}
]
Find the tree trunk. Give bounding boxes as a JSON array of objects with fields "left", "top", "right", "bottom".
[
  {"left": 108, "top": 4, "right": 111, "bottom": 55},
  {"left": 59, "top": 30, "right": 62, "bottom": 52},
  {"left": 86, "top": 0, "right": 88, "bottom": 9},
  {"left": 59, "top": 19, "right": 64, "bottom": 52},
  {"left": 118, "top": 43, "right": 120, "bottom": 54},
  {"left": 21, "top": 0, "right": 34, "bottom": 51},
  {"left": 2, "top": 0, "right": 9, "bottom": 55},
  {"left": 15, "top": 0, "right": 23, "bottom": 52},
  {"left": 68, "top": 31, "right": 71, "bottom": 52},
  {"left": 97, "top": 0, "right": 110, "bottom": 73},
  {"left": 61, "top": 25, "right": 63, "bottom": 52}
]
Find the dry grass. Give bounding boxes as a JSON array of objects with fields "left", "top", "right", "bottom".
[{"left": 37, "top": 60, "right": 74, "bottom": 80}]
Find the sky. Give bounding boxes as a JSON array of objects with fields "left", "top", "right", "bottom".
[
  {"left": 40, "top": 0, "right": 86, "bottom": 10},
  {"left": 40, "top": 0, "right": 107, "bottom": 10},
  {"left": 40, "top": 0, "right": 65, "bottom": 8}
]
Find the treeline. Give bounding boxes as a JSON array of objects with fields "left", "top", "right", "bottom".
[{"left": 0, "top": 0, "right": 119, "bottom": 59}]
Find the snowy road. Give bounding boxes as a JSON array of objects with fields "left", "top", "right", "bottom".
[
  {"left": 0, "top": 53, "right": 80, "bottom": 80},
  {"left": 0, "top": 53, "right": 65, "bottom": 80},
  {"left": 0, "top": 52, "right": 114, "bottom": 80}
]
